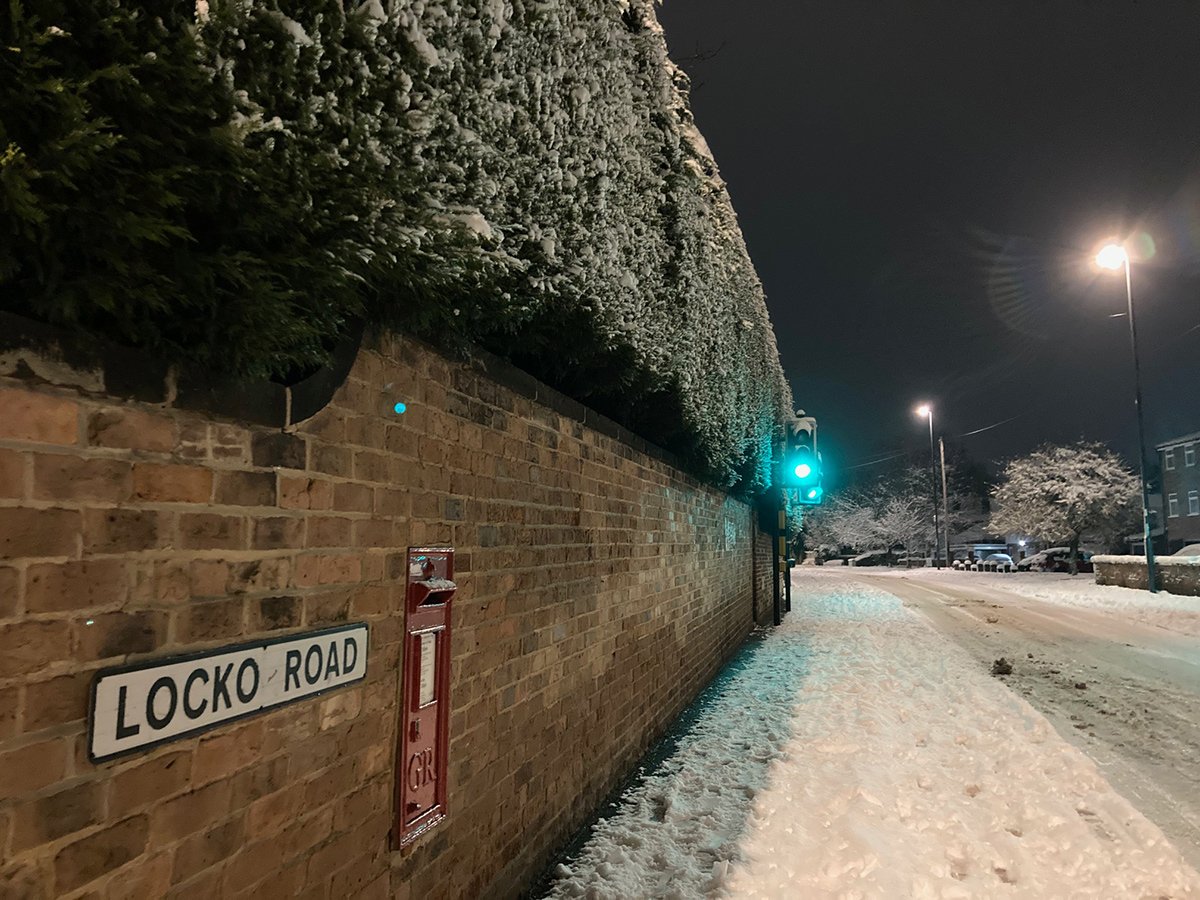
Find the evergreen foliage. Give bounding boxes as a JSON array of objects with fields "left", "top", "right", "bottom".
[{"left": 0, "top": 0, "right": 791, "bottom": 489}]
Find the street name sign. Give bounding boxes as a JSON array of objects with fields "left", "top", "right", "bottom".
[{"left": 89, "top": 623, "right": 368, "bottom": 762}]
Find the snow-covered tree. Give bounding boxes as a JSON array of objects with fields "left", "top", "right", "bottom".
[{"left": 989, "top": 442, "right": 1140, "bottom": 574}]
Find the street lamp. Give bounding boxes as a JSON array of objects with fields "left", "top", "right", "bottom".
[
  {"left": 1095, "top": 241, "right": 1158, "bottom": 592},
  {"left": 915, "top": 404, "right": 944, "bottom": 568}
]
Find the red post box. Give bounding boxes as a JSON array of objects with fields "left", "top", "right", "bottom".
[{"left": 394, "top": 547, "right": 455, "bottom": 848}]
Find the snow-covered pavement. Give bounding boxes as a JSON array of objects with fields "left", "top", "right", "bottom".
[{"left": 543, "top": 571, "right": 1200, "bottom": 899}]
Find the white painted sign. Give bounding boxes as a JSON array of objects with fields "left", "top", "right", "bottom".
[
  {"left": 418, "top": 632, "right": 437, "bottom": 707},
  {"left": 89, "top": 623, "right": 368, "bottom": 762}
]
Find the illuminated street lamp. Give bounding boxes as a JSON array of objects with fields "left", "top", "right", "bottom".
[
  {"left": 1095, "top": 241, "right": 1158, "bottom": 592},
  {"left": 915, "top": 404, "right": 944, "bottom": 568}
]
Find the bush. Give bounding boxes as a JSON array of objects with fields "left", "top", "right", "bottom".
[{"left": 0, "top": 0, "right": 791, "bottom": 489}]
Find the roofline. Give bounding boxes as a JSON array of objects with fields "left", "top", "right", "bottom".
[{"left": 1156, "top": 432, "right": 1200, "bottom": 450}]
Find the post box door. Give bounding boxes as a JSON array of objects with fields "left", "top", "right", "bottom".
[{"left": 403, "top": 627, "right": 443, "bottom": 818}]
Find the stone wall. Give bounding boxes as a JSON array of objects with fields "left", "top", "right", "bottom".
[
  {"left": 0, "top": 328, "right": 760, "bottom": 899},
  {"left": 1093, "top": 555, "right": 1200, "bottom": 596}
]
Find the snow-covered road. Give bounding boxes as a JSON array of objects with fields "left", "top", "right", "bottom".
[
  {"left": 855, "top": 567, "right": 1200, "bottom": 874},
  {"left": 542, "top": 570, "right": 1200, "bottom": 899}
]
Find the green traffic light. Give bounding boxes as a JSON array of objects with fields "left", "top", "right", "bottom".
[{"left": 794, "top": 462, "right": 812, "bottom": 479}]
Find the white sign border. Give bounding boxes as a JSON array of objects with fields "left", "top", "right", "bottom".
[{"left": 87, "top": 622, "right": 369, "bottom": 764}]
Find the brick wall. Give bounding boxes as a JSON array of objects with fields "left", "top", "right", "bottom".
[{"left": 0, "top": 330, "right": 759, "bottom": 899}]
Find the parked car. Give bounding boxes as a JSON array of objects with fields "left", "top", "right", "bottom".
[
  {"left": 1171, "top": 544, "right": 1200, "bottom": 557},
  {"left": 982, "top": 552, "right": 1015, "bottom": 572},
  {"left": 1016, "top": 547, "right": 1094, "bottom": 573},
  {"left": 849, "top": 550, "right": 890, "bottom": 567}
]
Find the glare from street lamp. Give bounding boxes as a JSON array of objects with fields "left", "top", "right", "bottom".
[
  {"left": 1096, "top": 243, "right": 1128, "bottom": 271},
  {"left": 915, "top": 404, "right": 931, "bottom": 418}
]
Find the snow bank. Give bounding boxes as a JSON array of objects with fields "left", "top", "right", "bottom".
[{"left": 543, "top": 572, "right": 1200, "bottom": 898}]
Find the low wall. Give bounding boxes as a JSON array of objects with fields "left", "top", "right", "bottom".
[
  {"left": 0, "top": 325, "right": 760, "bottom": 898},
  {"left": 1093, "top": 555, "right": 1200, "bottom": 596}
]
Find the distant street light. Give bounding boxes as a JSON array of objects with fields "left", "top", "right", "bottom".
[
  {"left": 1095, "top": 241, "right": 1158, "bottom": 593},
  {"left": 915, "top": 404, "right": 944, "bottom": 568}
]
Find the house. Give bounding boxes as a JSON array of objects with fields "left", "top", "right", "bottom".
[{"left": 1157, "top": 432, "right": 1200, "bottom": 550}]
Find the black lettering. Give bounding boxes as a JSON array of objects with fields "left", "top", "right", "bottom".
[
  {"left": 212, "top": 662, "right": 233, "bottom": 712},
  {"left": 342, "top": 636, "right": 358, "bottom": 674},
  {"left": 116, "top": 685, "right": 140, "bottom": 739},
  {"left": 183, "top": 668, "right": 209, "bottom": 719},
  {"left": 284, "top": 649, "right": 301, "bottom": 692},
  {"left": 304, "top": 645, "right": 322, "bottom": 685},
  {"left": 145, "top": 676, "right": 177, "bottom": 730},
  {"left": 324, "top": 641, "right": 340, "bottom": 679},
  {"left": 236, "top": 658, "right": 259, "bottom": 704}
]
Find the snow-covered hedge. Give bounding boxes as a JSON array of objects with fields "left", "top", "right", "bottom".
[{"left": 0, "top": 0, "right": 790, "bottom": 489}]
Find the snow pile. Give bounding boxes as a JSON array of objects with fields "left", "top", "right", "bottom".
[{"left": 543, "top": 572, "right": 1200, "bottom": 898}]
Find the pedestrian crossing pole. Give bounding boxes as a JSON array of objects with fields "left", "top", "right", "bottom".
[{"left": 778, "top": 507, "right": 791, "bottom": 614}]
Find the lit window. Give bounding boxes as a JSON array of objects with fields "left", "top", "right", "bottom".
[
  {"left": 1186, "top": 444, "right": 1196, "bottom": 467},
  {"left": 1165, "top": 448, "right": 1176, "bottom": 470},
  {"left": 1190, "top": 491, "right": 1199, "bottom": 516},
  {"left": 1168, "top": 493, "right": 1179, "bottom": 517}
]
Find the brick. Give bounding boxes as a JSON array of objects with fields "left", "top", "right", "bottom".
[
  {"left": 11, "top": 779, "right": 104, "bottom": 851},
  {"left": 83, "top": 508, "right": 166, "bottom": 554},
  {"left": 150, "top": 781, "right": 232, "bottom": 845},
  {"left": 193, "top": 721, "right": 264, "bottom": 785},
  {"left": 0, "top": 737, "right": 69, "bottom": 798},
  {"left": 293, "top": 554, "right": 360, "bottom": 588},
  {"left": 0, "top": 388, "right": 78, "bottom": 445},
  {"left": 105, "top": 852, "right": 171, "bottom": 900},
  {"left": 0, "top": 447, "right": 25, "bottom": 498},
  {"left": 228, "top": 558, "right": 289, "bottom": 594},
  {"left": 131, "top": 463, "right": 212, "bottom": 503},
  {"left": 87, "top": 408, "right": 175, "bottom": 453},
  {"left": 278, "top": 476, "right": 333, "bottom": 511},
  {"left": 310, "top": 443, "right": 353, "bottom": 478},
  {"left": 170, "top": 816, "right": 244, "bottom": 885},
  {"left": 24, "top": 671, "right": 92, "bottom": 732},
  {"left": 0, "top": 685, "right": 17, "bottom": 739},
  {"left": 110, "top": 751, "right": 192, "bottom": 818},
  {"left": 305, "top": 515, "right": 353, "bottom": 549},
  {"left": 0, "top": 860, "right": 49, "bottom": 900},
  {"left": 189, "top": 559, "right": 230, "bottom": 597},
  {"left": 30, "top": 454, "right": 130, "bottom": 503},
  {"left": 75, "top": 611, "right": 166, "bottom": 662},
  {"left": 251, "top": 432, "right": 307, "bottom": 470},
  {"left": 253, "top": 596, "right": 302, "bottom": 631},
  {"left": 0, "top": 620, "right": 71, "bottom": 676},
  {"left": 332, "top": 481, "right": 372, "bottom": 513},
  {"left": 0, "top": 507, "right": 81, "bottom": 559},
  {"left": 252, "top": 516, "right": 304, "bottom": 550},
  {"left": 179, "top": 513, "right": 244, "bottom": 551},
  {"left": 54, "top": 815, "right": 149, "bottom": 893},
  {"left": 245, "top": 781, "right": 307, "bottom": 835},
  {"left": 214, "top": 470, "right": 276, "bottom": 507},
  {"left": 304, "top": 590, "right": 350, "bottom": 626},
  {"left": 25, "top": 559, "right": 127, "bottom": 613},
  {"left": 180, "top": 598, "right": 244, "bottom": 642},
  {"left": 0, "top": 565, "right": 17, "bottom": 618}
]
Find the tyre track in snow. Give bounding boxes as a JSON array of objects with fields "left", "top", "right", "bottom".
[{"left": 853, "top": 571, "right": 1200, "bottom": 872}]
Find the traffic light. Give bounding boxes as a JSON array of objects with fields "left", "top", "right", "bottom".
[{"left": 782, "top": 414, "right": 824, "bottom": 504}]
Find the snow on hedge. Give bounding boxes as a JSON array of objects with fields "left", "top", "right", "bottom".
[{"left": 201, "top": 0, "right": 791, "bottom": 487}]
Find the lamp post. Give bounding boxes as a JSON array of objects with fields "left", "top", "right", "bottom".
[
  {"left": 1095, "top": 242, "right": 1158, "bottom": 593},
  {"left": 916, "top": 404, "right": 943, "bottom": 568}
]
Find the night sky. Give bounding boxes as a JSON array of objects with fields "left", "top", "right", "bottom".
[{"left": 657, "top": 0, "right": 1200, "bottom": 484}]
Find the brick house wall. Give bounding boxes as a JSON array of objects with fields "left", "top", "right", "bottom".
[
  {"left": 0, "top": 328, "right": 761, "bottom": 899},
  {"left": 1159, "top": 434, "right": 1200, "bottom": 549}
]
